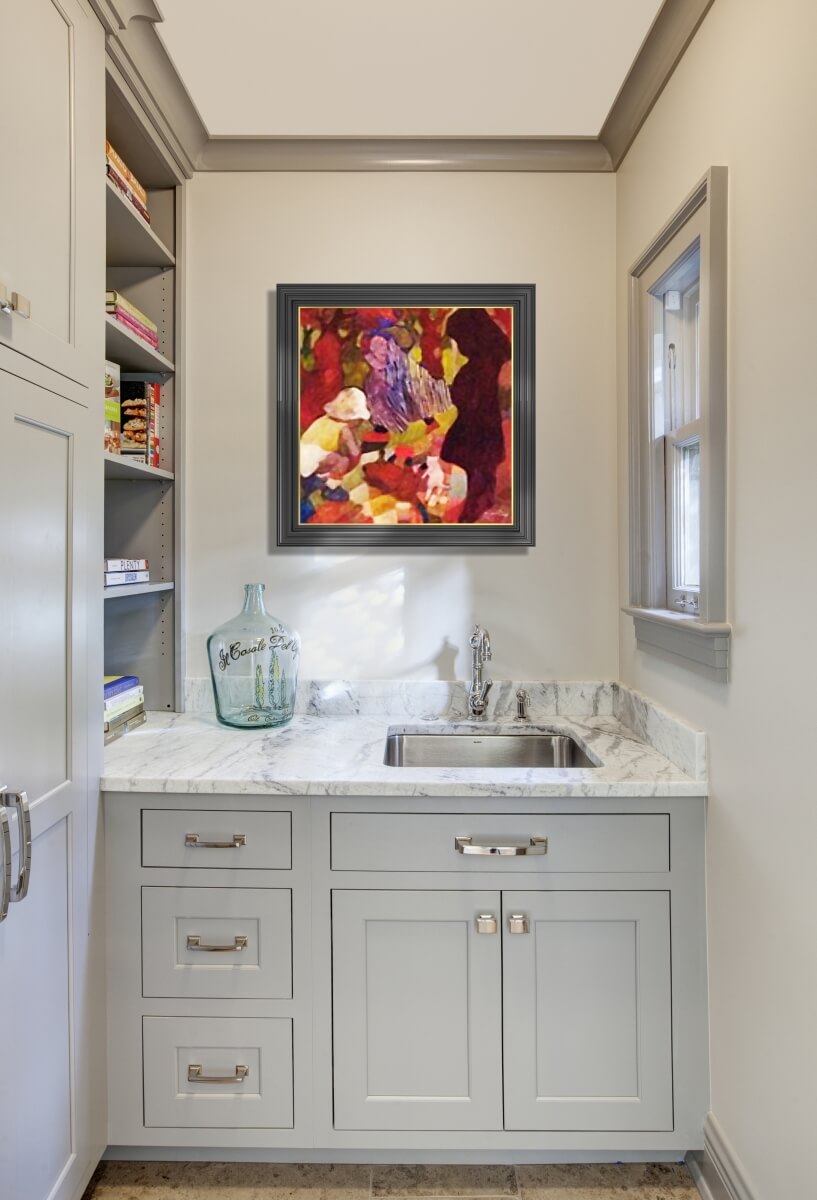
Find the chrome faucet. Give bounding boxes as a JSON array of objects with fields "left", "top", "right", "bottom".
[{"left": 467, "top": 624, "right": 492, "bottom": 719}]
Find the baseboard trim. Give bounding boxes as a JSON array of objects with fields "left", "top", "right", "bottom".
[{"left": 686, "top": 1114, "right": 759, "bottom": 1200}]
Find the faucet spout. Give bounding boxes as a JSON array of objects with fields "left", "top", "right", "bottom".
[{"left": 467, "top": 624, "right": 493, "bottom": 719}]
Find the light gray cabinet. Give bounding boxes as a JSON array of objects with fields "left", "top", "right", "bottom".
[
  {"left": 502, "top": 891, "right": 673, "bottom": 1131},
  {"left": 332, "top": 887, "right": 673, "bottom": 1135},
  {"left": 331, "top": 889, "right": 504, "bottom": 1131},
  {"left": 0, "top": 0, "right": 103, "bottom": 390}
]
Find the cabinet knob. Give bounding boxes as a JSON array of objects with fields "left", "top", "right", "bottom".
[
  {"left": 508, "top": 913, "right": 530, "bottom": 934},
  {"left": 11, "top": 292, "right": 30, "bottom": 319},
  {"left": 475, "top": 913, "right": 498, "bottom": 934}
]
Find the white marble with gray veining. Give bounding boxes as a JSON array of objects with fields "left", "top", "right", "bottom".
[{"left": 103, "top": 680, "right": 706, "bottom": 797}]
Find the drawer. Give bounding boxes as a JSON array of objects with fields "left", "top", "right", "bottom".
[
  {"left": 143, "top": 1016, "right": 293, "bottom": 1128},
  {"left": 142, "top": 809, "right": 291, "bottom": 870},
  {"left": 331, "top": 812, "right": 669, "bottom": 874},
  {"left": 141, "top": 887, "right": 292, "bottom": 999}
]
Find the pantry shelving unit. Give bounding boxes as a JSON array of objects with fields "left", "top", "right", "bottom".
[{"left": 103, "top": 64, "right": 185, "bottom": 711}]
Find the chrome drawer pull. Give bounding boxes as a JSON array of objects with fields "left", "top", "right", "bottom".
[
  {"left": 508, "top": 913, "right": 530, "bottom": 934},
  {"left": 186, "top": 934, "right": 248, "bottom": 953},
  {"left": 475, "top": 913, "right": 498, "bottom": 934},
  {"left": 6, "top": 792, "right": 31, "bottom": 902},
  {"left": 455, "top": 835, "right": 547, "bottom": 857},
  {"left": 185, "top": 833, "right": 246, "bottom": 849},
  {"left": 188, "top": 1063, "right": 249, "bottom": 1084}
]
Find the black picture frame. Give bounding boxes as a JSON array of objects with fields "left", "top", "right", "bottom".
[{"left": 276, "top": 283, "right": 535, "bottom": 546}]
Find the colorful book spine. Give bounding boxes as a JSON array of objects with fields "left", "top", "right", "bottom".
[
  {"left": 103, "top": 686, "right": 144, "bottom": 713},
  {"left": 105, "top": 570, "right": 150, "bottom": 585},
  {"left": 104, "top": 360, "right": 121, "bottom": 454},
  {"left": 104, "top": 558, "right": 148, "bottom": 572},
  {"left": 106, "top": 291, "right": 158, "bottom": 333},
  {"left": 104, "top": 140, "right": 148, "bottom": 206},
  {"left": 106, "top": 163, "right": 151, "bottom": 224},
  {"left": 108, "top": 309, "right": 159, "bottom": 348},
  {"left": 104, "top": 674, "right": 140, "bottom": 699},
  {"left": 104, "top": 709, "right": 147, "bottom": 744}
]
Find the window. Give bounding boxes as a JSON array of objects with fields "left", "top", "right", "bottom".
[{"left": 626, "top": 168, "right": 730, "bottom": 679}]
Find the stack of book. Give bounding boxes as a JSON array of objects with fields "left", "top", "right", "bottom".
[
  {"left": 106, "top": 140, "right": 150, "bottom": 224},
  {"left": 104, "top": 360, "right": 121, "bottom": 453},
  {"left": 106, "top": 290, "right": 159, "bottom": 349},
  {"left": 121, "top": 379, "right": 161, "bottom": 465},
  {"left": 104, "top": 674, "right": 146, "bottom": 744},
  {"left": 105, "top": 557, "right": 150, "bottom": 587}
]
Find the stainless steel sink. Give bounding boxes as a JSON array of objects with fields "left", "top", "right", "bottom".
[{"left": 383, "top": 731, "right": 597, "bottom": 769}]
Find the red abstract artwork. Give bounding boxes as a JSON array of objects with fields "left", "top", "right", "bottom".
[{"left": 298, "top": 306, "right": 514, "bottom": 527}]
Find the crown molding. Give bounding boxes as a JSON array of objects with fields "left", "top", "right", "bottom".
[
  {"left": 96, "top": 0, "right": 716, "bottom": 176},
  {"left": 196, "top": 137, "right": 612, "bottom": 173},
  {"left": 600, "top": 0, "right": 716, "bottom": 168}
]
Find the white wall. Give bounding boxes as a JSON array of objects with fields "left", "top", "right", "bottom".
[
  {"left": 185, "top": 172, "right": 617, "bottom": 682},
  {"left": 616, "top": 1, "right": 817, "bottom": 1195}
]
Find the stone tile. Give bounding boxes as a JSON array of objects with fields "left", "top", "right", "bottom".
[
  {"left": 516, "top": 1162, "right": 696, "bottom": 1198},
  {"left": 371, "top": 1165, "right": 517, "bottom": 1197},
  {"left": 82, "top": 1162, "right": 190, "bottom": 1199},
  {"left": 179, "top": 1162, "right": 370, "bottom": 1200}
]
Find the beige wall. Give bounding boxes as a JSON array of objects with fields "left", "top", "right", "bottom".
[
  {"left": 185, "top": 172, "right": 617, "bottom": 682},
  {"left": 617, "top": 0, "right": 817, "bottom": 1194}
]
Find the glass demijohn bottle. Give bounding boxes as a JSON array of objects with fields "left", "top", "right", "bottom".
[{"left": 207, "top": 583, "right": 300, "bottom": 729}]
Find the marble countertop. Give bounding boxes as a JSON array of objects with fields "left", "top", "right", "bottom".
[{"left": 102, "top": 683, "right": 707, "bottom": 797}]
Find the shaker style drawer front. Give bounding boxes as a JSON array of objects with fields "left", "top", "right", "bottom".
[
  {"left": 330, "top": 813, "right": 669, "bottom": 874},
  {"left": 143, "top": 1016, "right": 293, "bottom": 1129},
  {"left": 141, "top": 887, "right": 292, "bottom": 999},
  {"left": 141, "top": 809, "right": 292, "bottom": 870}
]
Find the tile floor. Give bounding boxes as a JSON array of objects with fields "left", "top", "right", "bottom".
[{"left": 82, "top": 1161, "right": 698, "bottom": 1200}]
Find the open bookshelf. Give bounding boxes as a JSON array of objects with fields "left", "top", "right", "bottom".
[{"left": 103, "top": 65, "right": 185, "bottom": 713}]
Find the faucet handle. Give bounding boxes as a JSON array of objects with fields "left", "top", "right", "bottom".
[{"left": 515, "top": 688, "right": 530, "bottom": 721}]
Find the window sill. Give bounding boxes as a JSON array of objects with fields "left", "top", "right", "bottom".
[{"left": 622, "top": 606, "right": 731, "bottom": 681}]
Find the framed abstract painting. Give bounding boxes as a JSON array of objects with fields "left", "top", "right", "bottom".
[{"left": 276, "top": 284, "right": 535, "bottom": 546}]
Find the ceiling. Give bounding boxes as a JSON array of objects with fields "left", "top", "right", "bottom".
[{"left": 155, "top": 0, "right": 665, "bottom": 139}]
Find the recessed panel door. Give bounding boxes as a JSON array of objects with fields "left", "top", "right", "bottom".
[
  {"left": 0, "top": 370, "right": 94, "bottom": 1200},
  {"left": 332, "top": 889, "right": 503, "bottom": 1131},
  {"left": 503, "top": 891, "right": 673, "bottom": 1131},
  {"left": 0, "top": 0, "right": 103, "bottom": 388}
]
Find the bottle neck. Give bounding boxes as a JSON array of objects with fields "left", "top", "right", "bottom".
[{"left": 241, "top": 583, "right": 267, "bottom": 617}]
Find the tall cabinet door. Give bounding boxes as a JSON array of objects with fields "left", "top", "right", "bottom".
[
  {"left": 332, "top": 890, "right": 503, "bottom": 1131},
  {"left": 503, "top": 891, "right": 673, "bottom": 1132},
  {"left": 0, "top": 0, "right": 103, "bottom": 388},
  {"left": 0, "top": 372, "right": 97, "bottom": 1200}
]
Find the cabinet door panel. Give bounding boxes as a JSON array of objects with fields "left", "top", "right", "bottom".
[
  {"left": 503, "top": 891, "right": 673, "bottom": 1131},
  {"left": 0, "top": 0, "right": 103, "bottom": 388},
  {"left": 332, "top": 890, "right": 502, "bottom": 1131}
]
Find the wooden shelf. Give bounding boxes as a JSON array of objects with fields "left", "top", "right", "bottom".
[
  {"left": 104, "top": 581, "right": 175, "bottom": 600},
  {"left": 103, "top": 452, "right": 174, "bottom": 482},
  {"left": 105, "top": 179, "right": 175, "bottom": 268},
  {"left": 105, "top": 314, "right": 174, "bottom": 373}
]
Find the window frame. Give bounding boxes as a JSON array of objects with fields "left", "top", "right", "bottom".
[{"left": 625, "top": 167, "right": 730, "bottom": 679}]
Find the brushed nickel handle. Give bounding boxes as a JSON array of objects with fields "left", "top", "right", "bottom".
[
  {"left": 188, "top": 1063, "right": 249, "bottom": 1084},
  {"left": 475, "top": 913, "right": 498, "bottom": 934},
  {"left": 508, "top": 913, "right": 530, "bottom": 934},
  {"left": 0, "top": 284, "right": 12, "bottom": 315},
  {"left": 185, "top": 832, "right": 246, "bottom": 849},
  {"left": 455, "top": 835, "right": 547, "bottom": 857},
  {"left": 0, "top": 805, "right": 11, "bottom": 922},
  {"left": 6, "top": 792, "right": 31, "bottom": 902},
  {"left": 11, "top": 292, "right": 30, "bottom": 319},
  {"left": 186, "top": 934, "right": 248, "bottom": 953}
]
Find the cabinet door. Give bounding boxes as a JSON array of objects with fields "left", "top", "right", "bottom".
[
  {"left": 503, "top": 891, "right": 673, "bottom": 1131},
  {"left": 0, "top": 370, "right": 99, "bottom": 1200},
  {"left": 0, "top": 0, "right": 103, "bottom": 388},
  {"left": 332, "top": 890, "right": 503, "bottom": 1131}
]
